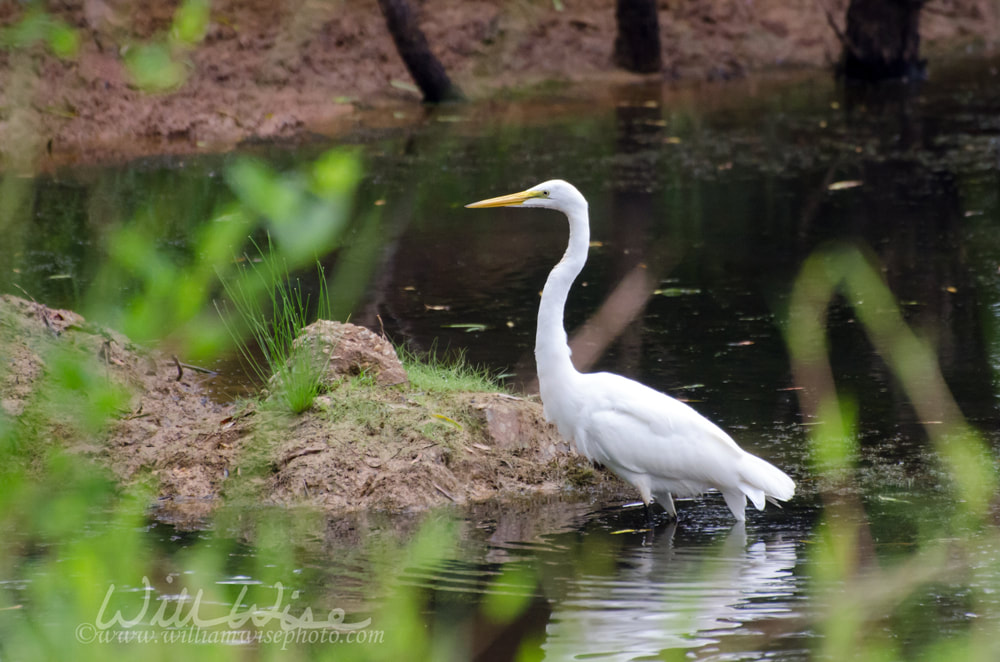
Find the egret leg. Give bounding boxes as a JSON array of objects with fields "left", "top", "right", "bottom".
[
  {"left": 635, "top": 482, "right": 657, "bottom": 528},
  {"left": 722, "top": 490, "right": 748, "bottom": 523},
  {"left": 660, "top": 493, "right": 677, "bottom": 520}
]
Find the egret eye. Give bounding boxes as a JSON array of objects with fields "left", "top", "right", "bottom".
[{"left": 542, "top": 191, "right": 550, "bottom": 196}]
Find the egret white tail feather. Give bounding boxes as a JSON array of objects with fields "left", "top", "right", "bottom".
[{"left": 467, "top": 179, "right": 795, "bottom": 522}]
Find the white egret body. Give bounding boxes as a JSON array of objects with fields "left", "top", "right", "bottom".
[{"left": 467, "top": 180, "right": 795, "bottom": 522}]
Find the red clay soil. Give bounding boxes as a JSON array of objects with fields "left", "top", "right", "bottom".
[{"left": 1, "top": 0, "right": 997, "bottom": 168}]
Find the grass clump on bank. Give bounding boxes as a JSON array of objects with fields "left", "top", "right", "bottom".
[
  {"left": 310, "top": 365, "right": 491, "bottom": 452},
  {"left": 399, "top": 345, "right": 505, "bottom": 394},
  {"left": 219, "top": 241, "right": 332, "bottom": 415}
]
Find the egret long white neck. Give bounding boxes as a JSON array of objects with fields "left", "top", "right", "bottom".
[{"left": 535, "top": 201, "right": 590, "bottom": 379}]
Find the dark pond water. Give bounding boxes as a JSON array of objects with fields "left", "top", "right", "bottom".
[{"left": 4, "top": 56, "right": 1000, "bottom": 659}]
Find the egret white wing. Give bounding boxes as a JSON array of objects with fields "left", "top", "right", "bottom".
[
  {"left": 571, "top": 372, "right": 793, "bottom": 509},
  {"left": 575, "top": 373, "right": 742, "bottom": 481}
]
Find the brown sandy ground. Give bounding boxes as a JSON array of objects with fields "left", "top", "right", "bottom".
[
  {"left": 1, "top": 0, "right": 998, "bottom": 168},
  {"left": 1, "top": 294, "right": 610, "bottom": 525}
]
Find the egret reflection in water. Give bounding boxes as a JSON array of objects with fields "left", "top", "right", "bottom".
[{"left": 542, "top": 522, "right": 801, "bottom": 660}]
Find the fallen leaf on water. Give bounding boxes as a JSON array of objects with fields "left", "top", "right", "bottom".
[
  {"left": 828, "top": 180, "right": 863, "bottom": 191},
  {"left": 390, "top": 79, "right": 420, "bottom": 94},
  {"left": 653, "top": 287, "right": 701, "bottom": 297},
  {"left": 442, "top": 323, "right": 488, "bottom": 332}
]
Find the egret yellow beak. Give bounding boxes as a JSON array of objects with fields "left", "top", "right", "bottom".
[{"left": 465, "top": 189, "right": 543, "bottom": 208}]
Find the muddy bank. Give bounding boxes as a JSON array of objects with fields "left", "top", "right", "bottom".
[
  {"left": 1, "top": 294, "right": 609, "bottom": 525},
  {"left": 1, "top": 0, "right": 997, "bottom": 168}
]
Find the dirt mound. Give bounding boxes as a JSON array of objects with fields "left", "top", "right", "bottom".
[
  {"left": 0, "top": 295, "right": 600, "bottom": 525},
  {"left": 291, "top": 319, "right": 409, "bottom": 387},
  {"left": 0, "top": 294, "right": 241, "bottom": 521},
  {"left": 261, "top": 390, "right": 577, "bottom": 514}
]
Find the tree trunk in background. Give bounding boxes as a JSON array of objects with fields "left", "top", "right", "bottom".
[
  {"left": 613, "top": 0, "right": 661, "bottom": 73},
  {"left": 840, "top": 0, "right": 925, "bottom": 81},
  {"left": 376, "top": 0, "right": 463, "bottom": 103}
]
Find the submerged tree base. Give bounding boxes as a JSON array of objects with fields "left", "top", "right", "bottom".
[{"left": 0, "top": 295, "right": 608, "bottom": 527}]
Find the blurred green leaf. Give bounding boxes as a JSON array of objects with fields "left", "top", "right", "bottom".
[
  {"left": 0, "top": 10, "right": 50, "bottom": 49},
  {"left": 170, "top": 0, "right": 210, "bottom": 46},
  {"left": 311, "top": 149, "right": 363, "bottom": 198},
  {"left": 225, "top": 159, "right": 303, "bottom": 223},
  {"left": 481, "top": 564, "right": 536, "bottom": 625},
  {"left": 226, "top": 151, "right": 360, "bottom": 265},
  {"left": 46, "top": 22, "right": 79, "bottom": 59},
  {"left": 44, "top": 347, "right": 131, "bottom": 435},
  {"left": 123, "top": 42, "right": 187, "bottom": 92},
  {"left": 0, "top": 9, "right": 79, "bottom": 59},
  {"left": 811, "top": 397, "right": 859, "bottom": 474}
]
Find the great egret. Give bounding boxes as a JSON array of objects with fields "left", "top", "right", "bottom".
[{"left": 466, "top": 180, "right": 795, "bottom": 522}]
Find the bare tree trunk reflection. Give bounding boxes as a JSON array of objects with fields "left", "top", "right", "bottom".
[
  {"left": 796, "top": 85, "right": 995, "bottom": 434},
  {"left": 568, "top": 264, "right": 657, "bottom": 372}
]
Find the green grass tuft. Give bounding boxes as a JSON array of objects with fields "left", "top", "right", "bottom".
[
  {"left": 398, "top": 345, "right": 504, "bottom": 394},
  {"left": 218, "top": 238, "right": 331, "bottom": 414}
]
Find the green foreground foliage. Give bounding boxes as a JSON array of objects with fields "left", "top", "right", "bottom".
[
  {"left": 786, "top": 244, "right": 1000, "bottom": 661},
  {"left": 2, "top": 145, "right": 999, "bottom": 657},
  {"left": 0, "top": 148, "right": 474, "bottom": 661},
  {"left": 0, "top": 143, "right": 520, "bottom": 661},
  {"left": 1, "top": 14, "right": 999, "bottom": 655}
]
